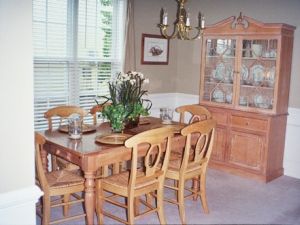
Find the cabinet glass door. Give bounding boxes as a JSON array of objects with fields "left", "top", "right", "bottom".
[
  {"left": 239, "top": 39, "right": 277, "bottom": 110},
  {"left": 202, "top": 38, "right": 236, "bottom": 105}
]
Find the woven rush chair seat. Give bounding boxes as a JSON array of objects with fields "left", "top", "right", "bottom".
[
  {"left": 167, "top": 158, "right": 204, "bottom": 176},
  {"left": 46, "top": 170, "right": 84, "bottom": 188},
  {"left": 101, "top": 170, "right": 160, "bottom": 192},
  {"left": 164, "top": 119, "right": 216, "bottom": 225},
  {"left": 95, "top": 126, "right": 175, "bottom": 225},
  {"left": 55, "top": 159, "right": 81, "bottom": 171}
]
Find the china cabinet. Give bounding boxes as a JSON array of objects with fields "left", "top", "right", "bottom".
[{"left": 199, "top": 14, "right": 295, "bottom": 182}]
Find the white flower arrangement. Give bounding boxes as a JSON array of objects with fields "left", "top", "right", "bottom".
[{"left": 97, "top": 71, "right": 152, "bottom": 131}]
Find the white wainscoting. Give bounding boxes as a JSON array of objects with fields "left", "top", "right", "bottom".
[
  {"left": 149, "top": 93, "right": 300, "bottom": 179},
  {"left": 149, "top": 93, "right": 199, "bottom": 121},
  {"left": 0, "top": 185, "right": 43, "bottom": 225}
]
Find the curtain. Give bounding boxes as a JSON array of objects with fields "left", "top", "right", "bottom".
[{"left": 123, "top": 0, "right": 136, "bottom": 72}]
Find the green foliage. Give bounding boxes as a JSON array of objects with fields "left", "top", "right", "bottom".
[
  {"left": 100, "top": 0, "right": 111, "bottom": 6},
  {"left": 102, "top": 104, "right": 126, "bottom": 132}
]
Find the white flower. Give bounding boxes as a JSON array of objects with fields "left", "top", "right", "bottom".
[
  {"left": 144, "top": 78, "right": 149, "bottom": 84},
  {"left": 137, "top": 72, "right": 144, "bottom": 79},
  {"left": 121, "top": 73, "right": 129, "bottom": 79},
  {"left": 130, "top": 79, "right": 136, "bottom": 85}
]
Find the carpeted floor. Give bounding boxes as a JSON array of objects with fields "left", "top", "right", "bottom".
[{"left": 36, "top": 169, "right": 300, "bottom": 225}]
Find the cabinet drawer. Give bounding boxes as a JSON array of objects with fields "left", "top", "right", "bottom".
[{"left": 231, "top": 116, "right": 268, "bottom": 131}]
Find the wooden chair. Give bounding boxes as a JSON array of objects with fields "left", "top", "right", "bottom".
[
  {"left": 172, "top": 104, "right": 212, "bottom": 161},
  {"left": 95, "top": 127, "right": 175, "bottom": 225},
  {"left": 89, "top": 103, "right": 110, "bottom": 125},
  {"left": 44, "top": 105, "right": 88, "bottom": 171},
  {"left": 35, "top": 132, "right": 86, "bottom": 225},
  {"left": 164, "top": 119, "right": 216, "bottom": 225},
  {"left": 176, "top": 104, "right": 211, "bottom": 124}
]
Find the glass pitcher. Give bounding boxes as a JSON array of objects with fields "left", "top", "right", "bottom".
[{"left": 160, "top": 107, "right": 173, "bottom": 124}]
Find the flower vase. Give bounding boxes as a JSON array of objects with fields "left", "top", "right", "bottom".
[{"left": 125, "top": 116, "right": 140, "bottom": 129}]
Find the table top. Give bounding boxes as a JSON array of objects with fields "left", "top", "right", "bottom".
[{"left": 40, "top": 117, "right": 184, "bottom": 157}]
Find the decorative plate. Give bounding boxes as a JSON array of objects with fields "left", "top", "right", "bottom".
[
  {"left": 226, "top": 93, "right": 233, "bottom": 103},
  {"left": 95, "top": 133, "right": 132, "bottom": 145},
  {"left": 213, "top": 63, "right": 233, "bottom": 82},
  {"left": 241, "top": 64, "right": 249, "bottom": 80},
  {"left": 59, "top": 124, "right": 97, "bottom": 133},
  {"left": 251, "top": 65, "right": 265, "bottom": 84},
  {"left": 212, "top": 89, "right": 225, "bottom": 102},
  {"left": 254, "top": 95, "right": 264, "bottom": 106}
]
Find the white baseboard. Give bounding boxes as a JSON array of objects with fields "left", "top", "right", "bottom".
[
  {"left": 149, "top": 92, "right": 300, "bottom": 179},
  {"left": 0, "top": 185, "right": 43, "bottom": 225}
]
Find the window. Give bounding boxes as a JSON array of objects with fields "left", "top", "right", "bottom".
[{"left": 33, "top": 0, "right": 126, "bottom": 130}]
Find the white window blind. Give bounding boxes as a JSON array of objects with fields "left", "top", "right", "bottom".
[{"left": 33, "top": 0, "right": 126, "bottom": 130}]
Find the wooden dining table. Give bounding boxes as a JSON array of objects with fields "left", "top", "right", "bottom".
[{"left": 39, "top": 117, "right": 187, "bottom": 225}]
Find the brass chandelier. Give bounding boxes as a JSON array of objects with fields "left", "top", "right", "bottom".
[{"left": 158, "top": 0, "right": 205, "bottom": 40}]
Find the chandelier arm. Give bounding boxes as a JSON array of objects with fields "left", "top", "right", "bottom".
[
  {"left": 181, "top": 27, "right": 202, "bottom": 40},
  {"left": 190, "top": 27, "right": 203, "bottom": 40},
  {"left": 159, "top": 24, "right": 179, "bottom": 39}
]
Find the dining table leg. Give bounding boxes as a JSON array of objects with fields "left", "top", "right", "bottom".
[{"left": 84, "top": 171, "right": 96, "bottom": 225}]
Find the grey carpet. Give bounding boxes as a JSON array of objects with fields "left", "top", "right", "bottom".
[{"left": 36, "top": 169, "right": 300, "bottom": 224}]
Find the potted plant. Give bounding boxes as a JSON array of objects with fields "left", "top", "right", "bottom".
[{"left": 97, "top": 71, "right": 152, "bottom": 132}]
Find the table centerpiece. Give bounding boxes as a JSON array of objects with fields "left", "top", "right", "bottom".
[{"left": 96, "top": 71, "right": 152, "bottom": 132}]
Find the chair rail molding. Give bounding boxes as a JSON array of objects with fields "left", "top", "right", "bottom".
[{"left": 149, "top": 92, "right": 300, "bottom": 179}]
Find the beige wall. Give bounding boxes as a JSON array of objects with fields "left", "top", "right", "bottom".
[
  {"left": 134, "top": 0, "right": 178, "bottom": 93},
  {"left": 0, "top": 0, "right": 34, "bottom": 193},
  {"left": 134, "top": 0, "right": 300, "bottom": 108}
]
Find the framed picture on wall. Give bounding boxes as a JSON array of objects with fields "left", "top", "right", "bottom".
[{"left": 141, "top": 33, "right": 169, "bottom": 65}]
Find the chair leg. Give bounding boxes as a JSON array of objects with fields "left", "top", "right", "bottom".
[
  {"left": 157, "top": 187, "right": 166, "bottom": 224},
  {"left": 174, "top": 180, "right": 178, "bottom": 199},
  {"left": 146, "top": 193, "right": 153, "bottom": 205},
  {"left": 42, "top": 196, "right": 51, "bottom": 225},
  {"left": 63, "top": 194, "right": 70, "bottom": 217},
  {"left": 199, "top": 174, "right": 209, "bottom": 214},
  {"left": 96, "top": 182, "right": 104, "bottom": 225},
  {"left": 192, "top": 177, "right": 199, "bottom": 200},
  {"left": 178, "top": 180, "right": 186, "bottom": 225},
  {"left": 134, "top": 197, "right": 140, "bottom": 216},
  {"left": 127, "top": 195, "right": 135, "bottom": 225}
]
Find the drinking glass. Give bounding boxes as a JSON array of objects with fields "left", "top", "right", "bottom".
[
  {"left": 68, "top": 115, "right": 83, "bottom": 139},
  {"left": 160, "top": 108, "right": 173, "bottom": 124}
]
